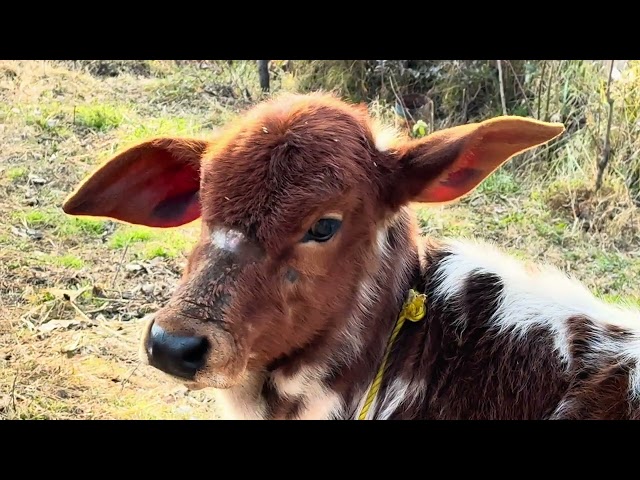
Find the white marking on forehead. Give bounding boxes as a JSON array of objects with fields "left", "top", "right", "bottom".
[{"left": 210, "top": 227, "right": 244, "bottom": 252}]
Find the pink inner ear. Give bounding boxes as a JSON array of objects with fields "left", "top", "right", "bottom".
[
  {"left": 146, "top": 165, "right": 201, "bottom": 227},
  {"left": 440, "top": 166, "right": 483, "bottom": 188},
  {"left": 420, "top": 150, "right": 486, "bottom": 203}
]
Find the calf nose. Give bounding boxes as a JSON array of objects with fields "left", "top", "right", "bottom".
[{"left": 145, "top": 322, "right": 209, "bottom": 380}]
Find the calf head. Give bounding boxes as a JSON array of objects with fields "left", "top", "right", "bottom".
[{"left": 63, "top": 92, "right": 564, "bottom": 390}]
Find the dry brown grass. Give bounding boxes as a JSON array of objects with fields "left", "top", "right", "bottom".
[{"left": 0, "top": 61, "right": 228, "bottom": 419}]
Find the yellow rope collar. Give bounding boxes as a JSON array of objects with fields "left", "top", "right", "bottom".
[{"left": 357, "top": 288, "right": 427, "bottom": 420}]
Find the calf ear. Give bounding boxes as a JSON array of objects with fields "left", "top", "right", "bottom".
[
  {"left": 62, "top": 137, "right": 210, "bottom": 227},
  {"left": 390, "top": 116, "right": 565, "bottom": 206}
]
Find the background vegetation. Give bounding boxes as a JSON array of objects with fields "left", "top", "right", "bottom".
[{"left": 1, "top": 60, "right": 638, "bottom": 419}]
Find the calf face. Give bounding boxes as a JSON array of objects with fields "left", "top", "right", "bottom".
[{"left": 63, "top": 92, "right": 564, "bottom": 390}]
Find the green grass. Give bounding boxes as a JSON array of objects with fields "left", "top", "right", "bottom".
[
  {"left": 532, "top": 215, "right": 570, "bottom": 245},
  {"left": 22, "top": 102, "right": 72, "bottom": 137},
  {"left": 59, "top": 218, "right": 110, "bottom": 237},
  {"left": 34, "top": 253, "right": 85, "bottom": 269},
  {"left": 474, "top": 169, "right": 521, "bottom": 198},
  {"left": 599, "top": 293, "right": 640, "bottom": 309},
  {"left": 140, "top": 232, "right": 195, "bottom": 260},
  {"left": 592, "top": 251, "right": 634, "bottom": 293},
  {"left": 13, "top": 208, "right": 60, "bottom": 228},
  {"left": 74, "top": 103, "right": 127, "bottom": 131},
  {"left": 107, "top": 224, "right": 196, "bottom": 255},
  {"left": 415, "top": 206, "right": 476, "bottom": 238},
  {"left": 117, "top": 116, "right": 204, "bottom": 145},
  {"left": 108, "top": 227, "right": 154, "bottom": 249},
  {"left": 26, "top": 290, "right": 57, "bottom": 305},
  {"left": 18, "top": 101, "right": 129, "bottom": 136},
  {"left": 16, "top": 397, "right": 83, "bottom": 419},
  {"left": 142, "top": 245, "right": 175, "bottom": 260},
  {"left": 6, "top": 166, "right": 28, "bottom": 182},
  {"left": 106, "top": 226, "right": 197, "bottom": 263},
  {"left": 12, "top": 208, "right": 110, "bottom": 241},
  {"left": 497, "top": 211, "right": 528, "bottom": 228}
]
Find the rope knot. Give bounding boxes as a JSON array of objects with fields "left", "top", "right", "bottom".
[{"left": 401, "top": 289, "right": 427, "bottom": 322}]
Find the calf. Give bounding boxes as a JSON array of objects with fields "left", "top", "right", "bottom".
[{"left": 63, "top": 92, "right": 640, "bottom": 420}]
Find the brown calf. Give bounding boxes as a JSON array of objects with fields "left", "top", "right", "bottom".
[{"left": 63, "top": 92, "right": 640, "bottom": 419}]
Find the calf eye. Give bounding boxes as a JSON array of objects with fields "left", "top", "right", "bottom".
[{"left": 302, "top": 218, "right": 342, "bottom": 243}]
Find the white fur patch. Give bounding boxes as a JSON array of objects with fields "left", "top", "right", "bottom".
[
  {"left": 351, "top": 382, "right": 380, "bottom": 420},
  {"left": 211, "top": 373, "right": 267, "bottom": 420},
  {"left": 211, "top": 367, "right": 344, "bottom": 420},
  {"left": 432, "top": 238, "right": 640, "bottom": 395},
  {"left": 297, "top": 389, "right": 344, "bottom": 420},
  {"left": 271, "top": 366, "right": 344, "bottom": 419},
  {"left": 271, "top": 365, "right": 324, "bottom": 398},
  {"left": 377, "top": 378, "right": 426, "bottom": 420},
  {"left": 352, "top": 378, "right": 426, "bottom": 420}
]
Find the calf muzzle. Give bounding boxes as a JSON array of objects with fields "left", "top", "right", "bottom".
[{"left": 145, "top": 320, "right": 210, "bottom": 380}]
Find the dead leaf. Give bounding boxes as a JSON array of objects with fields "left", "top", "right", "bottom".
[
  {"left": 11, "top": 226, "right": 27, "bottom": 238},
  {"left": 46, "top": 285, "right": 92, "bottom": 303},
  {"left": 125, "top": 263, "right": 146, "bottom": 273},
  {"left": 28, "top": 174, "right": 47, "bottom": 185},
  {"left": 26, "top": 229, "right": 43, "bottom": 240},
  {"left": 37, "top": 319, "right": 87, "bottom": 333},
  {"left": 61, "top": 333, "right": 83, "bottom": 353}
]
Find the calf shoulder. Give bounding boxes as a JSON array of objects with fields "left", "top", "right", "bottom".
[{"left": 373, "top": 239, "right": 640, "bottom": 420}]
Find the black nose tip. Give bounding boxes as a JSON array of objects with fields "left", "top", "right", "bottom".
[{"left": 146, "top": 323, "right": 209, "bottom": 380}]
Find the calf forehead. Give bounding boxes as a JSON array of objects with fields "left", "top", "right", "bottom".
[{"left": 199, "top": 96, "right": 381, "bottom": 247}]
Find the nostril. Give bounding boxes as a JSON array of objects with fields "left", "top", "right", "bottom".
[
  {"left": 146, "top": 323, "right": 209, "bottom": 380},
  {"left": 181, "top": 337, "right": 209, "bottom": 367}
]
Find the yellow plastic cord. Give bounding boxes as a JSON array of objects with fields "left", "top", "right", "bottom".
[{"left": 357, "top": 289, "right": 427, "bottom": 420}]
